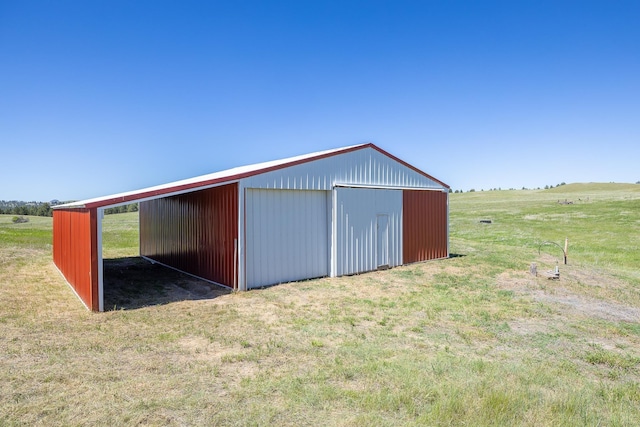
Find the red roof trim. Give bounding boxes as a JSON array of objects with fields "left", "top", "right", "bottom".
[{"left": 65, "top": 143, "right": 448, "bottom": 209}]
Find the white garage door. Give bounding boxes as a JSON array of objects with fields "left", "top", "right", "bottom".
[
  {"left": 334, "top": 187, "right": 403, "bottom": 276},
  {"left": 246, "top": 189, "right": 329, "bottom": 289}
]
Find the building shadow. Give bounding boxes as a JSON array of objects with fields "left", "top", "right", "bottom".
[
  {"left": 103, "top": 257, "right": 232, "bottom": 311},
  {"left": 448, "top": 253, "right": 466, "bottom": 258}
]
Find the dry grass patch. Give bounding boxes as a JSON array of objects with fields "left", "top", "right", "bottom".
[{"left": 496, "top": 257, "right": 640, "bottom": 323}]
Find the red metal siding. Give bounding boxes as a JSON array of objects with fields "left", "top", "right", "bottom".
[
  {"left": 139, "top": 183, "right": 238, "bottom": 288},
  {"left": 403, "top": 190, "right": 448, "bottom": 263},
  {"left": 53, "top": 208, "right": 99, "bottom": 310}
]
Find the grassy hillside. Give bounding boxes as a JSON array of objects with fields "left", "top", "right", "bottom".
[
  {"left": 451, "top": 184, "right": 640, "bottom": 284},
  {"left": 1, "top": 183, "right": 639, "bottom": 426}
]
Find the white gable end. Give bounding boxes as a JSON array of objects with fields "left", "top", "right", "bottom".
[{"left": 241, "top": 146, "right": 445, "bottom": 191}]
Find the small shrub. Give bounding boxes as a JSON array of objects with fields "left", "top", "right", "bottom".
[{"left": 12, "top": 216, "right": 29, "bottom": 224}]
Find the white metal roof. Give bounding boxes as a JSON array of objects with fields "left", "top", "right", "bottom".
[
  {"left": 55, "top": 143, "right": 449, "bottom": 209},
  {"left": 55, "top": 144, "right": 366, "bottom": 209}
]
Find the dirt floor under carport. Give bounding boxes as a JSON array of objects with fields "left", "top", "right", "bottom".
[{"left": 103, "top": 257, "right": 231, "bottom": 310}]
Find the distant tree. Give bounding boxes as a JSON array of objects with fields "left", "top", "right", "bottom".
[
  {"left": 14, "top": 206, "right": 28, "bottom": 215},
  {"left": 469, "top": 189, "right": 476, "bottom": 192},
  {"left": 544, "top": 185, "right": 549, "bottom": 190},
  {"left": 36, "top": 203, "right": 52, "bottom": 217}
]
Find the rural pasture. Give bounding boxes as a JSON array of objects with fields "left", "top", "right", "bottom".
[{"left": 1, "top": 183, "right": 639, "bottom": 426}]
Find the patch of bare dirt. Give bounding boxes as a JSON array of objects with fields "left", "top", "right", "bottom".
[
  {"left": 534, "top": 292, "right": 640, "bottom": 322},
  {"left": 177, "top": 336, "right": 243, "bottom": 362},
  {"left": 568, "top": 267, "right": 630, "bottom": 290},
  {"left": 496, "top": 268, "right": 640, "bottom": 323}
]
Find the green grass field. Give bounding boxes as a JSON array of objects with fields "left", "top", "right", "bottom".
[{"left": 1, "top": 183, "right": 639, "bottom": 426}]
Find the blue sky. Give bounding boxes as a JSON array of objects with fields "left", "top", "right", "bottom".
[{"left": 1, "top": 1, "right": 638, "bottom": 201}]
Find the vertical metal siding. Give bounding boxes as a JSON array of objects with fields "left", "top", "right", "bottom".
[
  {"left": 242, "top": 147, "right": 446, "bottom": 191},
  {"left": 245, "top": 189, "right": 329, "bottom": 289},
  {"left": 139, "top": 183, "right": 238, "bottom": 288},
  {"left": 335, "top": 187, "right": 402, "bottom": 276},
  {"left": 53, "top": 208, "right": 99, "bottom": 310},
  {"left": 403, "top": 190, "right": 449, "bottom": 263}
]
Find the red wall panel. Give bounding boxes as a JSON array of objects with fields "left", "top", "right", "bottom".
[
  {"left": 53, "top": 208, "right": 99, "bottom": 310},
  {"left": 139, "top": 183, "right": 238, "bottom": 288},
  {"left": 403, "top": 190, "right": 448, "bottom": 264}
]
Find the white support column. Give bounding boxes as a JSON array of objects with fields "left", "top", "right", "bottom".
[
  {"left": 326, "top": 190, "right": 333, "bottom": 277},
  {"left": 236, "top": 183, "right": 246, "bottom": 291},
  {"left": 330, "top": 187, "right": 338, "bottom": 277},
  {"left": 97, "top": 207, "right": 104, "bottom": 312}
]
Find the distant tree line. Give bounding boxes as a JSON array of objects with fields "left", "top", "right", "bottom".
[
  {"left": 0, "top": 201, "right": 53, "bottom": 217},
  {"left": 450, "top": 182, "right": 568, "bottom": 193},
  {"left": 0, "top": 201, "right": 138, "bottom": 217}
]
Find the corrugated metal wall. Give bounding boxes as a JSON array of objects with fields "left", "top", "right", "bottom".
[
  {"left": 245, "top": 189, "right": 329, "bottom": 289},
  {"left": 242, "top": 147, "right": 444, "bottom": 191},
  {"left": 334, "top": 187, "right": 402, "bottom": 276},
  {"left": 403, "top": 190, "right": 449, "bottom": 263},
  {"left": 139, "top": 183, "right": 238, "bottom": 288},
  {"left": 53, "top": 208, "right": 99, "bottom": 310}
]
